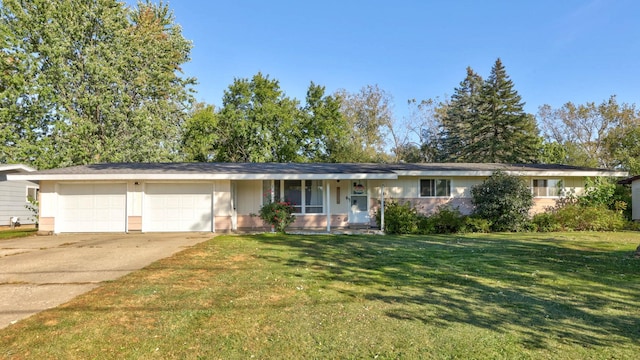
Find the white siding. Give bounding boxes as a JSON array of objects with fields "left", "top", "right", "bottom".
[
  {"left": 236, "top": 180, "right": 261, "bottom": 215},
  {"left": 214, "top": 180, "right": 231, "bottom": 217},
  {"left": 0, "top": 173, "right": 38, "bottom": 226},
  {"left": 39, "top": 181, "right": 56, "bottom": 218}
]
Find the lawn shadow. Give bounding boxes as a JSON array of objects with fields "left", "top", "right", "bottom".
[{"left": 256, "top": 233, "right": 640, "bottom": 350}]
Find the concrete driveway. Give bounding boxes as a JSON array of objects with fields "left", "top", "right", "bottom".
[{"left": 0, "top": 232, "right": 213, "bottom": 329}]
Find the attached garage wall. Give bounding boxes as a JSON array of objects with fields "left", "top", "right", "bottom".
[
  {"left": 143, "top": 183, "right": 213, "bottom": 232},
  {"left": 57, "top": 183, "right": 126, "bottom": 233}
]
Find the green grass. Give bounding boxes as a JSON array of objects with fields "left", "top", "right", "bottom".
[
  {"left": 1, "top": 232, "right": 639, "bottom": 359},
  {"left": 0, "top": 228, "right": 37, "bottom": 240}
]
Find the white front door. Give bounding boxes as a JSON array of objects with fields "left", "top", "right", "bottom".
[{"left": 348, "top": 182, "right": 369, "bottom": 224}]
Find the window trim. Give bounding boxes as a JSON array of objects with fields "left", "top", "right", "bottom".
[
  {"left": 262, "top": 180, "right": 325, "bottom": 215},
  {"left": 532, "top": 178, "right": 564, "bottom": 198},
  {"left": 26, "top": 186, "right": 39, "bottom": 202},
  {"left": 419, "top": 178, "right": 452, "bottom": 198}
]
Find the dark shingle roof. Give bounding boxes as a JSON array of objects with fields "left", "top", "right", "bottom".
[
  {"left": 12, "top": 162, "right": 628, "bottom": 180},
  {"left": 29, "top": 162, "right": 395, "bottom": 175}
]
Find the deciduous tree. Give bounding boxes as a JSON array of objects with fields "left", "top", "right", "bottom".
[
  {"left": 335, "top": 85, "right": 394, "bottom": 162},
  {"left": 0, "top": 0, "right": 195, "bottom": 168},
  {"left": 182, "top": 104, "right": 218, "bottom": 162},
  {"left": 211, "top": 74, "right": 349, "bottom": 163},
  {"left": 537, "top": 96, "right": 639, "bottom": 170}
]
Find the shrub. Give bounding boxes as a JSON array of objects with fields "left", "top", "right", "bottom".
[
  {"left": 471, "top": 171, "right": 533, "bottom": 232},
  {"left": 580, "top": 177, "right": 631, "bottom": 220},
  {"left": 25, "top": 196, "right": 39, "bottom": 227},
  {"left": 416, "top": 216, "right": 436, "bottom": 234},
  {"left": 461, "top": 216, "right": 492, "bottom": 233},
  {"left": 377, "top": 201, "right": 418, "bottom": 234},
  {"left": 259, "top": 201, "right": 296, "bottom": 233},
  {"left": 547, "top": 204, "right": 625, "bottom": 232},
  {"left": 579, "top": 177, "right": 616, "bottom": 208},
  {"left": 429, "top": 205, "right": 465, "bottom": 234},
  {"left": 532, "top": 212, "right": 560, "bottom": 232},
  {"left": 625, "top": 221, "right": 640, "bottom": 231}
]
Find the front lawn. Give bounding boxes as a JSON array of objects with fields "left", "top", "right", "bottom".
[
  {"left": 0, "top": 228, "right": 37, "bottom": 240},
  {"left": 2, "top": 232, "right": 639, "bottom": 359}
]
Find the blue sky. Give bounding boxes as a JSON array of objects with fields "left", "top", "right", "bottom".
[{"left": 127, "top": 0, "right": 638, "bottom": 117}]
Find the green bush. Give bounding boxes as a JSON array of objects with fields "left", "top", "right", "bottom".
[
  {"left": 377, "top": 201, "right": 418, "bottom": 234},
  {"left": 259, "top": 201, "right": 296, "bottom": 233},
  {"left": 543, "top": 204, "right": 625, "bottom": 232},
  {"left": 416, "top": 216, "right": 436, "bottom": 234},
  {"left": 430, "top": 205, "right": 465, "bottom": 234},
  {"left": 532, "top": 212, "right": 560, "bottom": 232},
  {"left": 471, "top": 171, "right": 533, "bottom": 232},
  {"left": 461, "top": 216, "right": 492, "bottom": 233},
  {"left": 625, "top": 221, "right": 640, "bottom": 231}
]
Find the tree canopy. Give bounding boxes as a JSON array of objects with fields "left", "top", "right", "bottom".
[
  {"left": 537, "top": 96, "right": 640, "bottom": 172},
  {"left": 0, "top": 0, "right": 194, "bottom": 168},
  {"left": 203, "top": 73, "right": 350, "bottom": 163}
]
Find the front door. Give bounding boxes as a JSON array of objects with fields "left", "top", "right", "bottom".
[{"left": 349, "top": 182, "right": 369, "bottom": 224}]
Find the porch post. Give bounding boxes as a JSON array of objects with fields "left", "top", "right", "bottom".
[
  {"left": 326, "top": 182, "right": 331, "bottom": 233},
  {"left": 380, "top": 184, "right": 385, "bottom": 232}
]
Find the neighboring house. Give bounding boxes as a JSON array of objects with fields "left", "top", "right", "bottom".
[
  {"left": 7, "top": 162, "right": 628, "bottom": 234},
  {"left": 0, "top": 164, "right": 39, "bottom": 227},
  {"left": 618, "top": 175, "right": 640, "bottom": 221}
]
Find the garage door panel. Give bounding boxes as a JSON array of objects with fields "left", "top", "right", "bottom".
[
  {"left": 143, "top": 183, "right": 212, "bottom": 232},
  {"left": 58, "top": 184, "right": 126, "bottom": 233}
]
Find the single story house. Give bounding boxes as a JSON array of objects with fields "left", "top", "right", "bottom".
[
  {"left": 7, "top": 162, "right": 628, "bottom": 234},
  {"left": 618, "top": 175, "right": 640, "bottom": 221},
  {"left": 0, "top": 164, "right": 39, "bottom": 227}
]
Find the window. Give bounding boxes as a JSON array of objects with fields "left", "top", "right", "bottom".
[
  {"left": 26, "top": 186, "right": 38, "bottom": 202},
  {"left": 262, "top": 180, "right": 281, "bottom": 203},
  {"left": 284, "top": 180, "right": 302, "bottom": 213},
  {"left": 420, "top": 179, "right": 451, "bottom": 197},
  {"left": 533, "top": 179, "right": 563, "bottom": 197},
  {"left": 263, "top": 180, "right": 323, "bottom": 214},
  {"left": 305, "top": 180, "right": 323, "bottom": 213}
]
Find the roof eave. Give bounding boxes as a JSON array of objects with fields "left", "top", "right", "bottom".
[
  {"left": 7, "top": 173, "right": 398, "bottom": 181},
  {"left": 393, "top": 170, "right": 629, "bottom": 177},
  {"left": 0, "top": 164, "right": 36, "bottom": 173}
]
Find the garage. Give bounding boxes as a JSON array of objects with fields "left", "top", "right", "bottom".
[
  {"left": 57, "top": 183, "right": 127, "bottom": 233},
  {"left": 143, "top": 183, "right": 212, "bottom": 232}
]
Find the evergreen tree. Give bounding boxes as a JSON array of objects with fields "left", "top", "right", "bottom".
[
  {"left": 438, "top": 67, "right": 484, "bottom": 162},
  {"left": 436, "top": 59, "right": 540, "bottom": 164},
  {"left": 470, "top": 58, "right": 540, "bottom": 163}
]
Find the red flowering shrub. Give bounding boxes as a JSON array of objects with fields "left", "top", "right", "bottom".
[{"left": 259, "top": 201, "right": 296, "bottom": 233}]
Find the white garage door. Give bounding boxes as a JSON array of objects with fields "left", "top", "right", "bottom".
[
  {"left": 58, "top": 183, "right": 126, "bottom": 233},
  {"left": 143, "top": 183, "right": 212, "bottom": 232}
]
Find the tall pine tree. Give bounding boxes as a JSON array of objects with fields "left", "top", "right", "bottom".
[
  {"left": 438, "top": 67, "right": 484, "bottom": 162},
  {"left": 437, "top": 59, "right": 540, "bottom": 163},
  {"left": 470, "top": 58, "right": 539, "bottom": 163}
]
